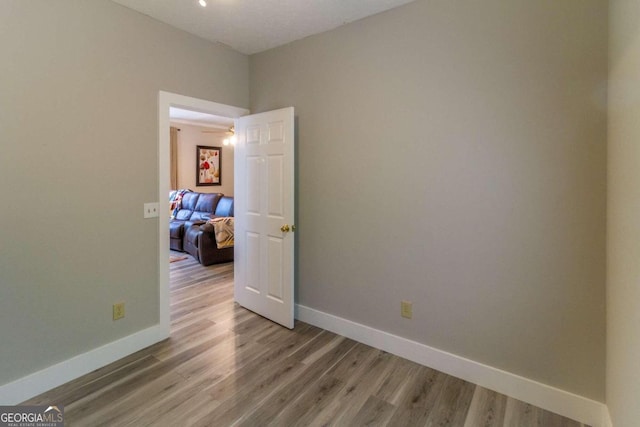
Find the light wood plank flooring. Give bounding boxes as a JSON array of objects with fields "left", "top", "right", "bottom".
[{"left": 24, "top": 254, "right": 589, "bottom": 426}]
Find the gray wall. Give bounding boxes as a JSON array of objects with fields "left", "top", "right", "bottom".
[
  {"left": 607, "top": 0, "right": 640, "bottom": 424},
  {"left": 250, "top": 0, "right": 607, "bottom": 400},
  {"left": 0, "top": 1, "right": 248, "bottom": 386}
]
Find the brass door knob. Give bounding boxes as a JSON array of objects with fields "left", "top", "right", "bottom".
[{"left": 280, "top": 224, "right": 290, "bottom": 233}]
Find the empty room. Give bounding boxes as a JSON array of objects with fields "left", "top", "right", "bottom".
[{"left": 1, "top": 1, "right": 638, "bottom": 426}]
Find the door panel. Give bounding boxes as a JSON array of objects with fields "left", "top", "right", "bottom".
[
  {"left": 234, "top": 107, "right": 295, "bottom": 329},
  {"left": 268, "top": 155, "right": 284, "bottom": 216},
  {"left": 267, "top": 237, "right": 284, "bottom": 301},
  {"left": 246, "top": 231, "right": 261, "bottom": 294},
  {"left": 246, "top": 157, "right": 261, "bottom": 214}
]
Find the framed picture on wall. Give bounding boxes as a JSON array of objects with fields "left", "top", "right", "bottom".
[{"left": 196, "top": 145, "right": 221, "bottom": 186}]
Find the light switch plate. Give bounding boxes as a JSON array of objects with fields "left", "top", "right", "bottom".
[{"left": 144, "top": 202, "right": 160, "bottom": 218}]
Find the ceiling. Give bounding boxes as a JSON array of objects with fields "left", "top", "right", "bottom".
[
  {"left": 170, "top": 107, "right": 233, "bottom": 129},
  {"left": 110, "top": 0, "right": 416, "bottom": 55}
]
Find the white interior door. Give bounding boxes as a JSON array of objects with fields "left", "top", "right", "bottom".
[{"left": 234, "top": 107, "right": 295, "bottom": 329}]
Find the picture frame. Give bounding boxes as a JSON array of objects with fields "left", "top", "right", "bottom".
[{"left": 196, "top": 145, "right": 221, "bottom": 186}]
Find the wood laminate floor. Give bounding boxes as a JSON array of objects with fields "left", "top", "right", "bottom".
[{"left": 24, "top": 254, "right": 589, "bottom": 426}]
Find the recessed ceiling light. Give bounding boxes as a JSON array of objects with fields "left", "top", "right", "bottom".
[{"left": 199, "top": 0, "right": 207, "bottom": 7}]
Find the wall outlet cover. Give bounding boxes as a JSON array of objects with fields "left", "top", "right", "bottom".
[
  {"left": 401, "top": 300, "right": 412, "bottom": 319},
  {"left": 113, "top": 302, "right": 125, "bottom": 320}
]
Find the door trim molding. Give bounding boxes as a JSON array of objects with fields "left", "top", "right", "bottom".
[
  {"left": 158, "top": 91, "right": 249, "bottom": 336},
  {"left": 296, "top": 303, "right": 608, "bottom": 427}
]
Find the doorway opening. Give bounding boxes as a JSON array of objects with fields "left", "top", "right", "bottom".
[{"left": 158, "top": 91, "right": 249, "bottom": 338}]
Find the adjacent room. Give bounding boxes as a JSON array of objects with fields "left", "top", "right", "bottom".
[
  {"left": 1, "top": 1, "right": 638, "bottom": 426},
  {"left": 168, "top": 107, "right": 236, "bottom": 267}
]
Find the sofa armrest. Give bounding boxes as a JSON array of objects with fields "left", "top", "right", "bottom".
[
  {"left": 200, "top": 222, "right": 215, "bottom": 233},
  {"left": 186, "top": 219, "right": 207, "bottom": 228}
]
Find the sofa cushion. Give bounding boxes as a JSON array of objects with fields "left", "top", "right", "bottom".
[
  {"left": 180, "top": 192, "right": 200, "bottom": 210},
  {"left": 214, "top": 196, "right": 234, "bottom": 217},
  {"left": 174, "top": 192, "right": 199, "bottom": 220},
  {"left": 175, "top": 210, "right": 193, "bottom": 221},
  {"left": 190, "top": 193, "right": 222, "bottom": 220}
]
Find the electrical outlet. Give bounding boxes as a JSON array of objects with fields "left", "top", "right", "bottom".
[
  {"left": 144, "top": 202, "right": 159, "bottom": 219},
  {"left": 113, "top": 302, "right": 125, "bottom": 320},
  {"left": 401, "top": 300, "right": 412, "bottom": 319}
]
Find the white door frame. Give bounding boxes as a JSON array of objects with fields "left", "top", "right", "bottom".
[{"left": 158, "top": 91, "right": 249, "bottom": 337}]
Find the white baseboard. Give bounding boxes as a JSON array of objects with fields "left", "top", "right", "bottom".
[
  {"left": 0, "top": 325, "right": 168, "bottom": 405},
  {"left": 1, "top": 307, "right": 610, "bottom": 426},
  {"left": 296, "top": 304, "right": 608, "bottom": 427}
]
